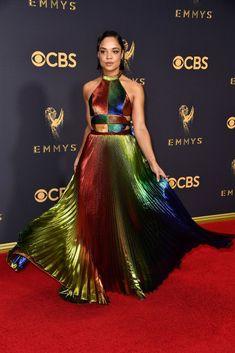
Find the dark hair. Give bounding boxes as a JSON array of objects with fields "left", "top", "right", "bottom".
[{"left": 96, "top": 30, "right": 125, "bottom": 70}]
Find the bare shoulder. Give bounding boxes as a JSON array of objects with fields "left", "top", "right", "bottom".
[
  {"left": 121, "top": 75, "right": 143, "bottom": 91},
  {"left": 120, "top": 74, "right": 144, "bottom": 100},
  {"left": 83, "top": 76, "right": 101, "bottom": 99}
]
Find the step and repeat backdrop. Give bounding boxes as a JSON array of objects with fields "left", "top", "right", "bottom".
[{"left": 0, "top": 0, "right": 234, "bottom": 244}]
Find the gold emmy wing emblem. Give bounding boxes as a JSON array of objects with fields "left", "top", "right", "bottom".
[
  {"left": 232, "top": 160, "right": 235, "bottom": 175},
  {"left": 45, "top": 107, "right": 64, "bottom": 139},
  {"left": 179, "top": 105, "right": 194, "bottom": 134},
  {"left": 123, "top": 40, "right": 135, "bottom": 69}
]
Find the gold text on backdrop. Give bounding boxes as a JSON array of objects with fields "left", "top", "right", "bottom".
[
  {"left": 220, "top": 162, "right": 235, "bottom": 197},
  {"left": 221, "top": 190, "right": 234, "bottom": 197},
  {"left": 173, "top": 56, "right": 208, "bottom": 70},
  {"left": 28, "top": 0, "right": 78, "bottom": 11},
  {"left": 33, "top": 144, "right": 77, "bottom": 153},
  {"left": 168, "top": 138, "right": 203, "bottom": 146},
  {"left": 168, "top": 176, "right": 200, "bottom": 189},
  {"left": 31, "top": 51, "right": 77, "bottom": 68},
  {"left": 132, "top": 78, "right": 145, "bottom": 85},
  {"left": 175, "top": 9, "right": 213, "bottom": 19},
  {"left": 34, "top": 187, "right": 66, "bottom": 203}
]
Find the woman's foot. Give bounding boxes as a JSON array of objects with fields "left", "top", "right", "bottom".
[{"left": 8, "top": 254, "right": 29, "bottom": 271}]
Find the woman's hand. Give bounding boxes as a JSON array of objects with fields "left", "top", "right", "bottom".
[
  {"left": 73, "top": 153, "right": 81, "bottom": 173},
  {"left": 149, "top": 161, "right": 169, "bottom": 182}
]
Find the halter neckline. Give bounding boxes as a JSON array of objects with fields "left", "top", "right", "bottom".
[{"left": 102, "top": 72, "right": 122, "bottom": 81}]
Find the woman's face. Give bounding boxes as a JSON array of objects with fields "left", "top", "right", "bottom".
[{"left": 97, "top": 36, "right": 123, "bottom": 73}]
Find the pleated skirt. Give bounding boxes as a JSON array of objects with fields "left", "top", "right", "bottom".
[{"left": 7, "top": 131, "right": 234, "bottom": 304}]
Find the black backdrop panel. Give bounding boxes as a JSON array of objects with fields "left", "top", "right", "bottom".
[{"left": 0, "top": 0, "right": 234, "bottom": 243}]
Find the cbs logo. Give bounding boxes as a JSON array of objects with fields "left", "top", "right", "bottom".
[
  {"left": 168, "top": 176, "right": 200, "bottom": 189},
  {"left": 173, "top": 56, "right": 208, "bottom": 70},
  {"left": 34, "top": 187, "right": 66, "bottom": 203},
  {"left": 227, "top": 117, "right": 235, "bottom": 129},
  {"left": 31, "top": 51, "right": 77, "bottom": 68}
]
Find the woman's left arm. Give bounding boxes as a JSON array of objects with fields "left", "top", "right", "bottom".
[{"left": 131, "top": 83, "right": 168, "bottom": 182}]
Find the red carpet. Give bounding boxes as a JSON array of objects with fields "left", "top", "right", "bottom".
[{"left": 1, "top": 221, "right": 235, "bottom": 353}]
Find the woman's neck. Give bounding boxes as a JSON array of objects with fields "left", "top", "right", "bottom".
[{"left": 102, "top": 70, "right": 122, "bottom": 78}]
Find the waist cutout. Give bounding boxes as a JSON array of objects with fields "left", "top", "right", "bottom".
[
  {"left": 91, "top": 114, "right": 131, "bottom": 134},
  {"left": 90, "top": 130, "right": 131, "bottom": 135},
  {"left": 91, "top": 114, "right": 130, "bottom": 125}
]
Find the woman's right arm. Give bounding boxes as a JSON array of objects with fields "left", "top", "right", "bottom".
[{"left": 73, "top": 83, "right": 93, "bottom": 173}]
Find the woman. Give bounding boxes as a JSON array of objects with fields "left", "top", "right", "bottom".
[{"left": 8, "top": 30, "right": 234, "bottom": 305}]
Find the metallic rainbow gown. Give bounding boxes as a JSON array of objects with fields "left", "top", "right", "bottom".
[{"left": 7, "top": 74, "right": 234, "bottom": 304}]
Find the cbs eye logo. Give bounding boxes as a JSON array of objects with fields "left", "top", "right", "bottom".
[
  {"left": 168, "top": 176, "right": 200, "bottom": 189},
  {"left": 34, "top": 187, "right": 66, "bottom": 203},
  {"left": 31, "top": 51, "right": 77, "bottom": 68},
  {"left": 172, "top": 56, "right": 208, "bottom": 70},
  {"left": 227, "top": 117, "right": 235, "bottom": 129}
]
